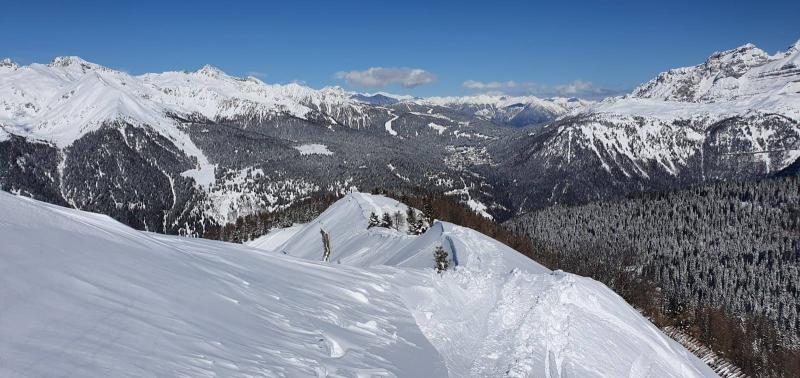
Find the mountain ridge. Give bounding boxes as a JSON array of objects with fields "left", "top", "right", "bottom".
[{"left": 1, "top": 39, "right": 799, "bottom": 233}]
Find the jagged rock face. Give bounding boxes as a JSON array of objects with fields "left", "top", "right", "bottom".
[
  {"left": 494, "top": 116, "right": 703, "bottom": 210},
  {"left": 1, "top": 40, "right": 799, "bottom": 232}
]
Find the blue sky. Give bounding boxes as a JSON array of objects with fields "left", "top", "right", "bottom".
[{"left": 2, "top": 0, "right": 798, "bottom": 97}]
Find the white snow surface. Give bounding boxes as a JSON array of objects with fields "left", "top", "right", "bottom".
[
  {"left": 0, "top": 191, "right": 446, "bottom": 377},
  {"left": 247, "top": 223, "right": 306, "bottom": 251},
  {"left": 1, "top": 190, "right": 716, "bottom": 377},
  {"left": 0, "top": 57, "right": 372, "bottom": 141},
  {"left": 384, "top": 110, "right": 399, "bottom": 136},
  {"left": 294, "top": 143, "right": 334, "bottom": 155},
  {"left": 253, "top": 193, "right": 717, "bottom": 377},
  {"left": 428, "top": 122, "right": 447, "bottom": 134}
]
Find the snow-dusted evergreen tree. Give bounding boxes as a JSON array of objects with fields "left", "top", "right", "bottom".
[
  {"left": 406, "top": 208, "right": 419, "bottom": 234},
  {"left": 422, "top": 200, "right": 435, "bottom": 226},
  {"left": 368, "top": 212, "right": 380, "bottom": 228},
  {"left": 434, "top": 245, "right": 450, "bottom": 273},
  {"left": 416, "top": 217, "right": 428, "bottom": 234},
  {"left": 507, "top": 176, "right": 800, "bottom": 336},
  {"left": 381, "top": 213, "right": 393, "bottom": 229}
]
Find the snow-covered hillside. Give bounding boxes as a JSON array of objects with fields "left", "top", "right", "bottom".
[
  {"left": 250, "top": 194, "right": 717, "bottom": 376},
  {"left": 0, "top": 190, "right": 446, "bottom": 377},
  {"left": 256, "top": 192, "right": 543, "bottom": 272},
  {"left": 587, "top": 40, "right": 800, "bottom": 121},
  {"left": 0, "top": 191, "right": 716, "bottom": 377}
]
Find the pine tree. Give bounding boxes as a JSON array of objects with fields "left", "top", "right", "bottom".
[
  {"left": 368, "top": 212, "right": 380, "bottom": 228},
  {"left": 422, "top": 200, "right": 435, "bottom": 227},
  {"left": 416, "top": 217, "right": 427, "bottom": 234},
  {"left": 406, "top": 208, "right": 418, "bottom": 234},
  {"left": 434, "top": 245, "right": 449, "bottom": 273},
  {"left": 381, "top": 212, "right": 393, "bottom": 228}
]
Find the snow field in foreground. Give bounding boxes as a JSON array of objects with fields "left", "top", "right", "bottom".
[{"left": 0, "top": 191, "right": 717, "bottom": 377}]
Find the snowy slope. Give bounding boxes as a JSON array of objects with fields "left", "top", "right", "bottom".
[
  {"left": 253, "top": 193, "right": 718, "bottom": 377},
  {"left": 0, "top": 191, "right": 717, "bottom": 377},
  {"left": 247, "top": 223, "right": 305, "bottom": 251},
  {"left": 267, "top": 193, "right": 544, "bottom": 272},
  {"left": 0, "top": 57, "right": 186, "bottom": 147},
  {"left": 0, "top": 56, "right": 384, "bottom": 195},
  {"left": 492, "top": 39, "right": 800, "bottom": 207},
  {"left": 0, "top": 191, "right": 446, "bottom": 377}
]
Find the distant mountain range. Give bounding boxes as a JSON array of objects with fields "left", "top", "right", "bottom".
[{"left": 1, "top": 39, "right": 798, "bottom": 234}]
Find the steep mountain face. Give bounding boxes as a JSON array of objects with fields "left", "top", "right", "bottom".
[
  {"left": 1, "top": 39, "right": 799, "bottom": 231},
  {"left": 0, "top": 190, "right": 717, "bottom": 376},
  {"left": 497, "top": 40, "right": 800, "bottom": 211}
]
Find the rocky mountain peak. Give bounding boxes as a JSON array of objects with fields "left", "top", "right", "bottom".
[
  {"left": 195, "top": 64, "right": 227, "bottom": 78},
  {"left": 703, "top": 43, "right": 769, "bottom": 77}
]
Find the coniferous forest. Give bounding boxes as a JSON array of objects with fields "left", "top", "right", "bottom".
[{"left": 507, "top": 176, "right": 800, "bottom": 377}]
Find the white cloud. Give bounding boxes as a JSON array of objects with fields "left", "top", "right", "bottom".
[
  {"left": 553, "top": 80, "right": 598, "bottom": 95},
  {"left": 335, "top": 67, "right": 436, "bottom": 88},
  {"left": 461, "top": 79, "right": 621, "bottom": 99},
  {"left": 462, "top": 80, "right": 518, "bottom": 90}
]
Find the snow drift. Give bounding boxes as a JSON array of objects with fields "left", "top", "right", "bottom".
[{"left": 0, "top": 191, "right": 716, "bottom": 377}]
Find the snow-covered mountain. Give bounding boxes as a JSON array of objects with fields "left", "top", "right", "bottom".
[
  {"left": 419, "top": 94, "right": 592, "bottom": 127},
  {"left": 497, "top": 40, "right": 800, "bottom": 211},
  {"left": 350, "top": 91, "right": 417, "bottom": 105},
  {"left": 1, "top": 39, "right": 799, "bottom": 230},
  {"left": 0, "top": 190, "right": 716, "bottom": 377},
  {"left": 630, "top": 41, "right": 800, "bottom": 104},
  {"left": 0, "top": 56, "right": 511, "bottom": 229},
  {"left": 0, "top": 56, "right": 378, "bottom": 142}
]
